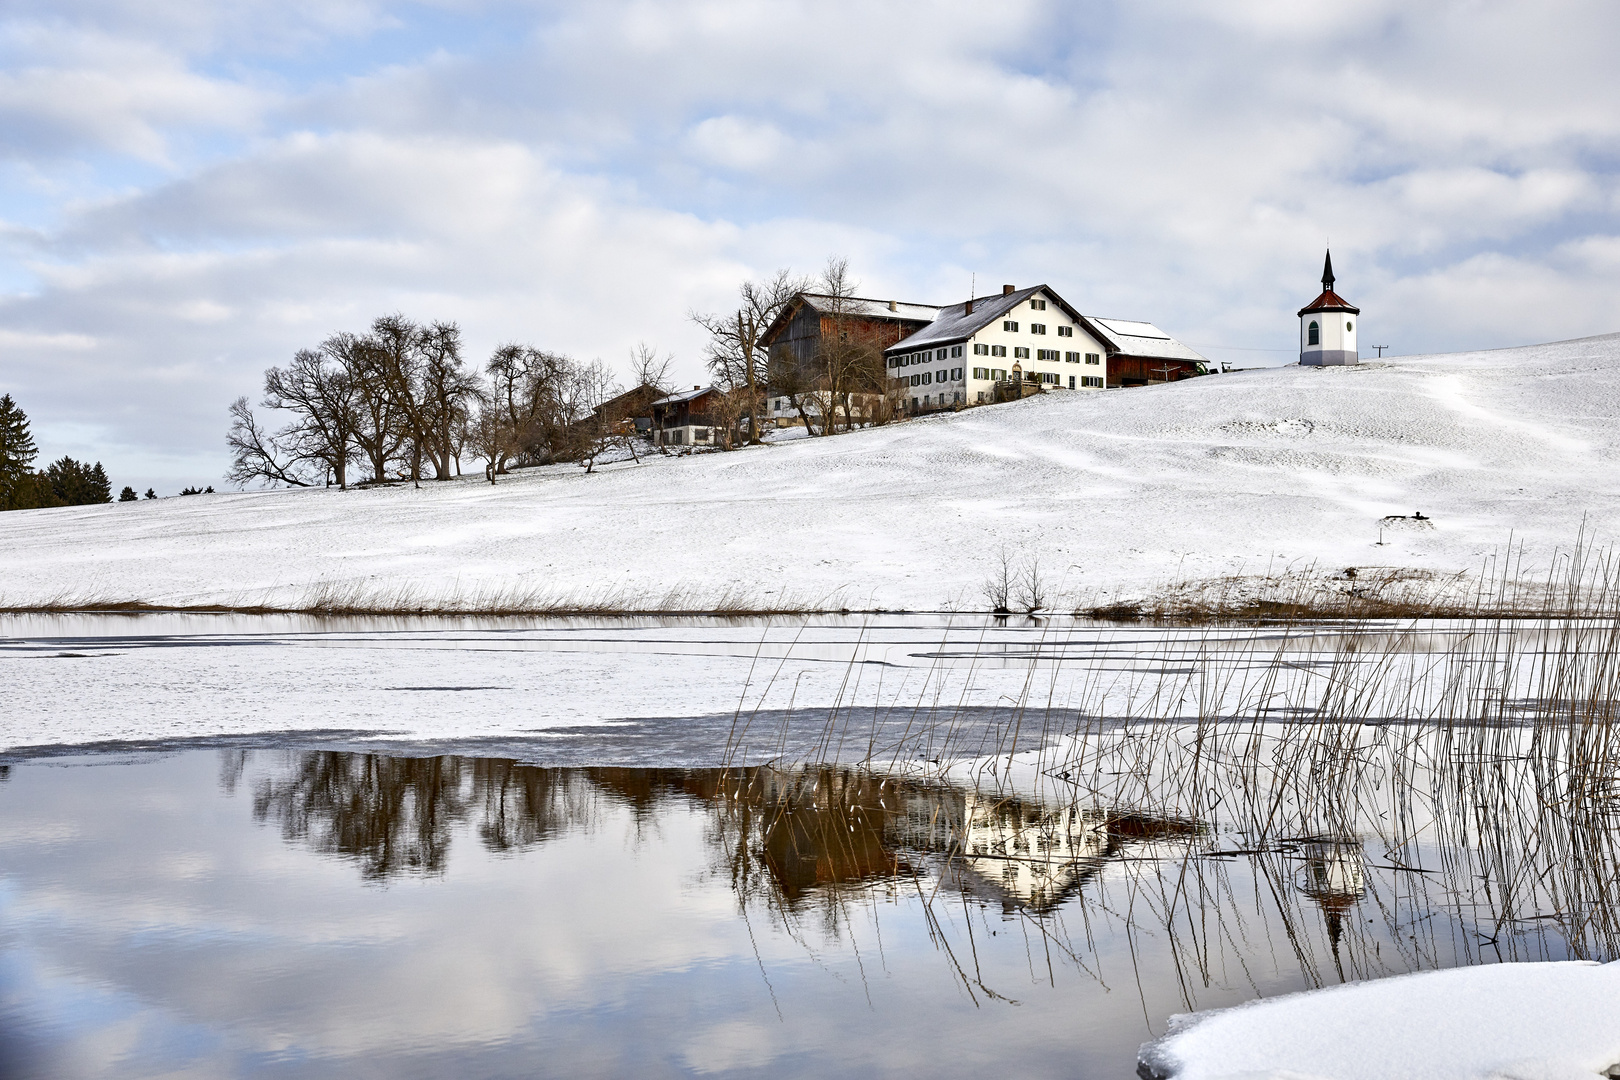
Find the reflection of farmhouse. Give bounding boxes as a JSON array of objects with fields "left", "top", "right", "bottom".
[{"left": 910, "top": 792, "right": 1201, "bottom": 914}]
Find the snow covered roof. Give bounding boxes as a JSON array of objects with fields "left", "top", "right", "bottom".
[
  {"left": 1085, "top": 317, "right": 1208, "bottom": 363},
  {"left": 650, "top": 386, "right": 715, "bottom": 407},
  {"left": 1298, "top": 289, "right": 1360, "bottom": 317},
  {"left": 795, "top": 293, "right": 941, "bottom": 323},
  {"left": 884, "top": 286, "right": 1055, "bottom": 352}
]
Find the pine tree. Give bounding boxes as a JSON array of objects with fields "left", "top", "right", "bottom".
[
  {"left": 0, "top": 393, "right": 39, "bottom": 512},
  {"left": 144, "top": 488, "right": 156, "bottom": 500},
  {"left": 87, "top": 462, "right": 111, "bottom": 503},
  {"left": 43, "top": 457, "right": 112, "bottom": 506},
  {"left": 119, "top": 486, "right": 137, "bottom": 502}
]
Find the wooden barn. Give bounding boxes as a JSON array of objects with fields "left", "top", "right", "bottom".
[
  {"left": 1084, "top": 318, "right": 1208, "bottom": 386},
  {"left": 760, "top": 293, "right": 940, "bottom": 369}
]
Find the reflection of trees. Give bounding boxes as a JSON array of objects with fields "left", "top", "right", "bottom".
[{"left": 252, "top": 753, "right": 471, "bottom": 879}]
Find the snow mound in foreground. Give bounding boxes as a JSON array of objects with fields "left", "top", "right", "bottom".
[{"left": 1138, "top": 961, "right": 1620, "bottom": 1080}]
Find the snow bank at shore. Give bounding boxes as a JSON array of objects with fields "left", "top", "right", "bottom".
[
  {"left": 1138, "top": 961, "right": 1620, "bottom": 1080},
  {"left": 4, "top": 333, "right": 1620, "bottom": 611}
]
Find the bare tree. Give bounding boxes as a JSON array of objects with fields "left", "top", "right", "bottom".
[
  {"left": 576, "top": 359, "right": 646, "bottom": 473},
  {"left": 226, "top": 397, "right": 310, "bottom": 488},
  {"left": 321, "top": 331, "right": 402, "bottom": 484},
  {"left": 261, "top": 349, "right": 360, "bottom": 488},
  {"left": 467, "top": 392, "right": 516, "bottom": 484},
  {"left": 813, "top": 257, "right": 885, "bottom": 434},
  {"left": 765, "top": 346, "right": 823, "bottom": 434},
  {"left": 415, "top": 321, "right": 481, "bottom": 479},
  {"left": 629, "top": 341, "right": 675, "bottom": 397},
  {"left": 368, "top": 314, "right": 432, "bottom": 485},
  {"left": 691, "top": 269, "right": 808, "bottom": 445}
]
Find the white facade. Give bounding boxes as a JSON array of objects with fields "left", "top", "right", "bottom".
[
  {"left": 1301, "top": 309, "right": 1357, "bottom": 364},
  {"left": 886, "top": 288, "right": 1110, "bottom": 410}
]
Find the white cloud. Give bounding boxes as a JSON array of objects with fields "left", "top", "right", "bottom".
[
  {"left": 0, "top": 25, "right": 268, "bottom": 162},
  {"left": 684, "top": 116, "right": 789, "bottom": 172}
]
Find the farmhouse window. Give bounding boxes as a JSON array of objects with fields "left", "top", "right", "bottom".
[
  {"left": 972, "top": 367, "right": 987, "bottom": 380},
  {"left": 1031, "top": 324, "right": 1046, "bottom": 335},
  {"left": 1042, "top": 372, "right": 1057, "bottom": 384},
  {"left": 1014, "top": 347, "right": 1030, "bottom": 359},
  {"left": 1068, "top": 376, "right": 1076, "bottom": 389},
  {"left": 1082, "top": 376, "right": 1103, "bottom": 387},
  {"left": 952, "top": 367, "right": 963, "bottom": 379},
  {"left": 910, "top": 374, "right": 920, "bottom": 386},
  {"left": 1057, "top": 326, "right": 1073, "bottom": 337},
  {"left": 993, "top": 369, "right": 1006, "bottom": 380},
  {"left": 1030, "top": 298, "right": 1047, "bottom": 310},
  {"left": 951, "top": 345, "right": 964, "bottom": 358},
  {"left": 991, "top": 345, "right": 1006, "bottom": 357},
  {"left": 1003, "top": 321, "right": 1018, "bottom": 332},
  {"left": 1038, "top": 349, "right": 1059, "bottom": 361},
  {"left": 1085, "top": 353, "right": 1101, "bottom": 365},
  {"left": 922, "top": 372, "right": 932, "bottom": 385},
  {"left": 974, "top": 344, "right": 989, "bottom": 355},
  {"left": 1065, "top": 352, "right": 1081, "bottom": 362}
]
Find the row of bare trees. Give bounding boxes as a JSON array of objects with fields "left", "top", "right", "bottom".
[
  {"left": 230, "top": 257, "right": 898, "bottom": 486},
  {"left": 229, "top": 315, "right": 673, "bottom": 489}
]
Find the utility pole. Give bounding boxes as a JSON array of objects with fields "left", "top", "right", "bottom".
[{"left": 1373, "top": 345, "right": 1389, "bottom": 358}]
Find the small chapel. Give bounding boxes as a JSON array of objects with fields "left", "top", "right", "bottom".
[{"left": 1298, "top": 250, "right": 1360, "bottom": 365}]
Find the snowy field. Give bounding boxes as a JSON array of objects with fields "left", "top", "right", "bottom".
[{"left": 5, "top": 334, "right": 1620, "bottom": 613}]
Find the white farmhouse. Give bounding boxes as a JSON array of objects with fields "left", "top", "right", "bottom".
[
  {"left": 1299, "top": 249, "right": 1360, "bottom": 366},
  {"left": 883, "top": 285, "right": 1111, "bottom": 412}
]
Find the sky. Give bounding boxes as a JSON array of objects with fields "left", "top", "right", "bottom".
[{"left": 2, "top": 0, "right": 1619, "bottom": 492}]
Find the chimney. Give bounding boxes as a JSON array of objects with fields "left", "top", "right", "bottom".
[
  {"left": 965, "top": 298, "right": 974, "bottom": 314},
  {"left": 888, "top": 299, "right": 897, "bottom": 311},
  {"left": 694, "top": 385, "right": 701, "bottom": 391},
  {"left": 1003, "top": 284, "right": 1015, "bottom": 295}
]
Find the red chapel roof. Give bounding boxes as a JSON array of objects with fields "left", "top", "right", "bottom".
[{"left": 1298, "top": 289, "right": 1360, "bottom": 317}]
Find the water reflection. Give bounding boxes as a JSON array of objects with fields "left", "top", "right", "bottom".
[
  {"left": 241, "top": 751, "right": 1205, "bottom": 916},
  {"left": 10, "top": 734, "right": 1620, "bottom": 1080}
]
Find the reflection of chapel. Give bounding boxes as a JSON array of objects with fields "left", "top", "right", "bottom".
[{"left": 1298, "top": 250, "right": 1360, "bottom": 366}]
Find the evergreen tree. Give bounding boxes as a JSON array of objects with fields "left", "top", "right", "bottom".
[
  {"left": 0, "top": 393, "right": 39, "bottom": 511},
  {"left": 144, "top": 488, "right": 156, "bottom": 499},
  {"left": 87, "top": 462, "right": 111, "bottom": 503},
  {"left": 119, "top": 486, "right": 138, "bottom": 502},
  {"left": 44, "top": 457, "right": 114, "bottom": 506}
]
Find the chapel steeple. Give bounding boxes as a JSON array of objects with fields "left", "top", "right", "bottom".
[{"left": 1298, "top": 249, "right": 1360, "bottom": 366}]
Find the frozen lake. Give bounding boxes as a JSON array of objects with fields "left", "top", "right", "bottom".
[{"left": 3, "top": 612, "right": 1480, "bottom": 757}]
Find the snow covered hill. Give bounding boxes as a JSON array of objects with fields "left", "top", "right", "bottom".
[{"left": 5, "top": 333, "right": 1620, "bottom": 613}]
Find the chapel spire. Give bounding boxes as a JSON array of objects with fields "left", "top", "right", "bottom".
[{"left": 1322, "top": 249, "right": 1335, "bottom": 292}]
